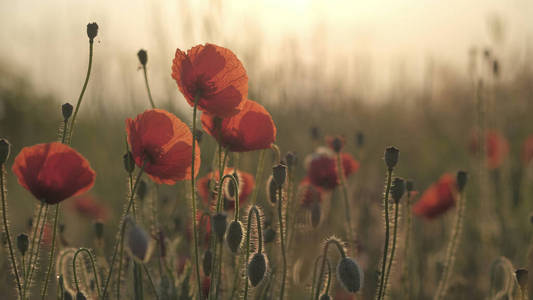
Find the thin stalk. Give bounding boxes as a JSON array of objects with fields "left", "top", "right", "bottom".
[
  {"left": 377, "top": 169, "right": 393, "bottom": 300},
  {"left": 323, "top": 258, "right": 332, "bottom": 296},
  {"left": 243, "top": 206, "right": 263, "bottom": 300},
  {"left": 215, "top": 241, "right": 223, "bottom": 300},
  {"left": 142, "top": 65, "right": 156, "bottom": 109},
  {"left": 72, "top": 248, "right": 101, "bottom": 298},
  {"left": 117, "top": 173, "right": 135, "bottom": 299},
  {"left": 402, "top": 191, "right": 413, "bottom": 299},
  {"left": 134, "top": 262, "right": 144, "bottom": 300},
  {"left": 278, "top": 187, "right": 287, "bottom": 300},
  {"left": 143, "top": 264, "right": 159, "bottom": 300},
  {"left": 41, "top": 203, "right": 60, "bottom": 299},
  {"left": 24, "top": 203, "right": 49, "bottom": 299},
  {"left": 190, "top": 93, "right": 202, "bottom": 298},
  {"left": 0, "top": 164, "right": 22, "bottom": 298},
  {"left": 310, "top": 255, "right": 324, "bottom": 300},
  {"left": 336, "top": 153, "right": 355, "bottom": 249},
  {"left": 383, "top": 200, "right": 400, "bottom": 297},
  {"left": 23, "top": 202, "right": 45, "bottom": 283},
  {"left": 250, "top": 150, "right": 265, "bottom": 205},
  {"left": 61, "top": 120, "right": 68, "bottom": 144},
  {"left": 314, "top": 238, "right": 346, "bottom": 300}
]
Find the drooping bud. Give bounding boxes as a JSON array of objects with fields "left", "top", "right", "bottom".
[
  {"left": 337, "top": 257, "right": 364, "bottom": 293},
  {"left": 456, "top": 171, "right": 468, "bottom": 192},
  {"left": 406, "top": 180, "right": 414, "bottom": 192},
  {"left": 123, "top": 151, "right": 135, "bottom": 174},
  {"left": 319, "top": 294, "right": 331, "bottom": 300},
  {"left": 86, "top": 23, "right": 99, "bottom": 42},
  {"left": 62, "top": 103, "right": 73, "bottom": 121},
  {"left": 248, "top": 252, "right": 267, "bottom": 287},
  {"left": 263, "top": 227, "right": 276, "bottom": 244},
  {"left": 126, "top": 219, "right": 153, "bottom": 263},
  {"left": 94, "top": 221, "right": 104, "bottom": 240},
  {"left": 76, "top": 291, "right": 87, "bottom": 300},
  {"left": 17, "top": 233, "right": 29, "bottom": 255},
  {"left": 137, "top": 49, "right": 147, "bottom": 66},
  {"left": 212, "top": 212, "right": 227, "bottom": 241},
  {"left": 272, "top": 163, "right": 287, "bottom": 187},
  {"left": 267, "top": 176, "right": 277, "bottom": 205},
  {"left": 390, "top": 177, "right": 405, "bottom": 203},
  {"left": 0, "top": 138, "right": 10, "bottom": 165},
  {"left": 203, "top": 249, "right": 212, "bottom": 276},
  {"left": 226, "top": 220, "right": 243, "bottom": 253},
  {"left": 384, "top": 147, "right": 399, "bottom": 170}
]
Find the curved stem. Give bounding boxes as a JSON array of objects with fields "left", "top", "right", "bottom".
[
  {"left": 243, "top": 206, "right": 263, "bottom": 300},
  {"left": 190, "top": 93, "right": 202, "bottom": 298},
  {"left": 377, "top": 169, "right": 393, "bottom": 300},
  {"left": 310, "top": 255, "right": 324, "bottom": 300},
  {"left": 250, "top": 150, "right": 265, "bottom": 205},
  {"left": 142, "top": 65, "right": 156, "bottom": 109},
  {"left": 23, "top": 202, "right": 45, "bottom": 284},
  {"left": 383, "top": 200, "right": 400, "bottom": 297},
  {"left": 41, "top": 203, "right": 60, "bottom": 299},
  {"left": 314, "top": 238, "right": 346, "bottom": 300},
  {"left": 336, "top": 153, "right": 355, "bottom": 246},
  {"left": 278, "top": 187, "right": 287, "bottom": 300},
  {"left": 72, "top": 248, "right": 101, "bottom": 298},
  {"left": 0, "top": 164, "right": 22, "bottom": 298},
  {"left": 143, "top": 264, "right": 159, "bottom": 300},
  {"left": 324, "top": 258, "right": 332, "bottom": 296}
]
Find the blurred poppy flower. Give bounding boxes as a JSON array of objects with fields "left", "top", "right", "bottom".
[
  {"left": 413, "top": 174, "right": 457, "bottom": 219},
  {"left": 469, "top": 130, "right": 509, "bottom": 169},
  {"left": 126, "top": 109, "right": 200, "bottom": 184},
  {"left": 70, "top": 194, "right": 109, "bottom": 221},
  {"left": 172, "top": 43, "right": 248, "bottom": 118},
  {"left": 306, "top": 148, "right": 360, "bottom": 190},
  {"left": 522, "top": 135, "right": 533, "bottom": 165},
  {"left": 201, "top": 100, "right": 276, "bottom": 152},
  {"left": 12, "top": 142, "right": 95, "bottom": 204},
  {"left": 197, "top": 168, "right": 254, "bottom": 210},
  {"left": 298, "top": 177, "right": 325, "bottom": 208}
]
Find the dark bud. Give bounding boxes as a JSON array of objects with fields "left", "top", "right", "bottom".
[
  {"left": 137, "top": 180, "right": 148, "bottom": 201},
  {"left": 406, "top": 180, "right": 414, "bottom": 192},
  {"left": 248, "top": 252, "right": 267, "bottom": 287},
  {"left": 94, "top": 221, "right": 104, "bottom": 239},
  {"left": 137, "top": 49, "right": 148, "bottom": 66},
  {"left": 493, "top": 60, "right": 499, "bottom": 77},
  {"left": 267, "top": 176, "right": 277, "bottom": 205},
  {"left": 285, "top": 151, "right": 297, "bottom": 168},
  {"left": 310, "top": 201, "right": 321, "bottom": 228},
  {"left": 331, "top": 136, "right": 344, "bottom": 153},
  {"left": 456, "top": 171, "right": 468, "bottom": 192},
  {"left": 0, "top": 138, "right": 10, "bottom": 165},
  {"left": 390, "top": 178, "right": 405, "bottom": 203},
  {"left": 203, "top": 249, "right": 212, "bottom": 276},
  {"left": 264, "top": 227, "right": 276, "bottom": 244},
  {"left": 337, "top": 257, "right": 364, "bottom": 293},
  {"left": 127, "top": 221, "right": 152, "bottom": 262},
  {"left": 194, "top": 129, "right": 203, "bottom": 143},
  {"left": 272, "top": 164, "right": 287, "bottom": 187},
  {"left": 319, "top": 294, "right": 331, "bottom": 300},
  {"left": 62, "top": 103, "right": 73, "bottom": 121},
  {"left": 310, "top": 126, "right": 320, "bottom": 140},
  {"left": 86, "top": 23, "right": 98, "bottom": 41},
  {"left": 355, "top": 131, "right": 364, "bottom": 148},
  {"left": 212, "top": 212, "right": 227, "bottom": 242},
  {"left": 64, "top": 292, "right": 73, "bottom": 300},
  {"left": 17, "top": 233, "right": 29, "bottom": 255},
  {"left": 516, "top": 269, "right": 528, "bottom": 290},
  {"left": 123, "top": 151, "right": 135, "bottom": 174},
  {"left": 384, "top": 147, "right": 399, "bottom": 170},
  {"left": 76, "top": 292, "right": 87, "bottom": 300},
  {"left": 226, "top": 220, "right": 243, "bottom": 253}
]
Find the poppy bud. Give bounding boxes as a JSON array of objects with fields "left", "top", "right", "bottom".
[
  {"left": 391, "top": 178, "right": 405, "bottom": 203},
  {"left": 267, "top": 176, "right": 277, "bottom": 205},
  {"left": 355, "top": 131, "right": 364, "bottom": 148},
  {"left": 226, "top": 220, "right": 243, "bottom": 253},
  {"left": 126, "top": 220, "right": 153, "bottom": 262},
  {"left": 203, "top": 249, "right": 212, "bottom": 276},
  {"left": 493, "top": 60, "right": 499, "bottom": 77},
  {"left": 337, "top": 257, "right": 364, "bottom": 293},
  {"left": 456, "top": 171, "right": 468, "bottom": 192},
  {"left": 319, "top": 294, "right": 331, "bottom": 300},
  {"left": 86, "top": 22, "right": 98, "bottom": 42},
  {"left": 310, "top": 127, "right": 320, "bottom": 140},
  {"left": 384, "top": 147, "right": 399, "bottom": 170},
  {"left": 123, "top": 151, "right": 135, "bottom": 174},
  {"left": 94, "top": 221, "right": 104, "bottom": 240},
  {"left": 406, "top": 180, "right": 414, "bottom": 192},
  {"left": 76, "top": 292, "right": 87, "bottom": 300},
  {"left": 212, "top": 212, "right": 227, "bottom": 241},
  {"left": 272, "top": 164, "right": 287, "bottom": 187},
  {"left": 137, "top": 49, "right": 147, "bottom": 66},
  {"left": 311, "top": 201, "right": 321, "bottom": 228},
  {"left": 248, "top": 252, "right": 267, "bottom": 287},
  {"left": 264, "top": 227, "right": 276, "bottom": 244},
  {"left": 285, "top": 151, "right": 297, "bottom": 168},
  {"left": 62, "top": 103, "right": 73, "bottom": 121},
  {"left": 17, "top": 233, "right": 29, "bottom": 255},
  {"left": 137, "top": 180, "right": 148, "bottom": 201},
  {"left": 515, "top": 268, "right": 528, "bottom": 290},
  {"left": 331, "top": 137, "right": 344, "bottom": 153},
  {"left": 0, "top": 138, "right": 10, "bottom": 165}
]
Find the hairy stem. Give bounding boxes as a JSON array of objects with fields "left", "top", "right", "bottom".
[
  {"left": 377, "top": 169, "right": 393, "bottom": 300},
  {"left": 383, "top": 200, "right": 400, "bottom": 297},
  {"left": 190, "top": 93, "right": 202, "bottom": 298},
  {"left": 142, "top": 65, "right": 156, "bottom": 109}
]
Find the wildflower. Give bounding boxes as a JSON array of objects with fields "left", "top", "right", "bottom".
[
  {"left": 172, "top": 43, "right": 248, "bottom": 117},
  {"left": 337, "top": 257, "right": 364, "bottom": 293},
  {"left": 522, "top": 135, "right": 533, "bottom": 165},
  {"left": 413, "top": 174, "right": 457, "bottom": 219},
  {"left": 70, "top": 194, "right": 109, "bottom": 221},
  {"left": 201, "top": 100, "right": 276, "bottom": 152},
  {"left": 197, "top": 168, "right": 254, "bottom": 210},
  {"left": 306, "top": 148, "right": 359, "bottom": 190},
  {"left": 12, "top": 142, "right": 95, "bottom": 204},
  {"left": 126, "top": 109, "right": 200, "bottom": 184},
  {"left": 469, "top": 130, "right": 509, "bottom": 169}
]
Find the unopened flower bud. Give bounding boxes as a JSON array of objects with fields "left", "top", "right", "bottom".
[
  {"left": 337, "top": 257, "right": 364, "bottom": 293},
  {"left": 248, "top": 252, "right": 267, "bottom": 287},
  {"left": 384, "top": 147, "right": 399, "bottom": 170},
  {"left": 355, "top": 131, "right": 364, "bottom": 148},
  {"left": 203, "top": 249, "right": 212, "bottom": 276},
  {"left": 391, "top": 178, "right": 405, "bottom": 203},
  {"left": 17, "top": 233, "right": 29, "bottom": 255},
  {"left": 62, "top": 103, "right": 73, "bottom": 121},
  {"left": 264, "top": 227, "right": 276, "bottom": 244},
  {"left": 331, "top": 136, "right": 344, "bottom": 153},
  {"left": 94, "top": 221, "right": 104, "bottom": 239},
  {"left": 456, "top": 171, "right": 468, "bottom": 192},
  {"left": 126, "top": 220, "right": 153, "bottom": 262},
  {"left": 123, "top": 151, "right": 135, "bottom": 174},
  {"left": 267, "top": 176, "right": 277, "bottom": 205},
  {"left": 226, "top": 220, "right": 243, "bottom": 253},
  {"left": 0, "top": 139, "right": 10, "bottom": 165},
  {"left": 212, "top": 212, "right": 227, "bottom": 241},
  {"left": 137, "top": 49, "right": 147, "bottom": 66},
  {"left": 76, "top": 292, "right": 87, "bottom": 300},
  {"left": 86, "top": 23, "right": 98, "bottom": 41},
  {"left": 310, "top": 127, "right": 320, "bottom": 140},
  {"left": 272, "top": 164, "right": 287, "bottom": 187}
]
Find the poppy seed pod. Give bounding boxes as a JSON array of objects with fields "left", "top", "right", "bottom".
[
  {"left": 76, "top": 292, "right": 87, "bottom": 300},
  {"left": 137, "top": 49, "right": 147, "bottom": 66},
  {"left": 456, "top": 171, "right": 468, "bottom": 192},
  {"left": 406, "top": 180, "right": 414, "bottom": 192},
  {"left": 391, "top": 178, "right": 405, "bottom": 203},
  {"left": 337, "top": 257, "right": 364, "bottom": 293},
  {"left": 126, "top": 220, "right": 153, "bottom": 262},
  {"left": 212, "top": 212, "right": 227, "bottom": 241},
  {"left": 86, "top": 22, "right": 98, "bottom": 41},
  {"left": 0, "top": 138, "right": 10, "bottom": 165},
  {"left": 226, "top": 220, "right": 243, "bottom": 253},
  {"left": 248, "top": 252, "right": 267, "bottom": 287},
  {"left": 319, "top": 294, "right": 331, "bottom": 300},
  {"left": 272, "top": 164, "right": 287, "bottom": 187},
  {"left": 203, "top": 249, "right": 212, "bottom": 276},
  {"left": 384, "top": 147, "right": 399, "bottom": 170},
  {"left": 94, "top": 221, "right": 104, "bottom": 239},
  {"left": 62, "top": 103, "right": 73, "bottom": 121},
  {"left": 264, "top": 227, "right": 276, "bottom": 244},
  {"left": 123, "top": 151, "right": 135, "bottom": 174},
  {"left": 17, "top": 233, "right": 29, "bottom": 255}
]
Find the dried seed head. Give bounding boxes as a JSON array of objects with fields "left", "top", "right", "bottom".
[
  {"left": 248, "top": 252, "right": 267, "bottom": 287},
  {"left": 310, "top": 201, "right": 321, "bottom": 228},
  {"left": 384, "top": 147, "right": 399, "bottom": 170},
  {"left": 17, "top": 233, "right": 29, "bottom": 255},
  {"left": 286, "top": 151, "right": 297, "bottom": 168},
  {"left": 137, "top": 180, "right": 148, "bottom": 201},
  {"left": 86, "top": 22, "right": 98, "bottom": 42},
  {"left": 267, "top": 175, "right": 277, "bottom": 205},
  {"left": 62, "top": 103, "right": 73, "bottom": 121},
  {"left": 212, "top": 212, "right": 227, "bottom": 241},
  {"left": 456, "top": 170, "right": 468, "bottom": 192},
  {"left": 94, "top": 221, "right": 104, "bottom": 240},
  {"left": 264, "top": 227, "right": 276, "bottom": 244},
  {"left": 406, "top": 180, "right": 414, "bottom": 192},
  {"left": 0, "top": 138, "right": 10, "bottom": 165},
  {"left": 203, "top": 249, "right": 212, "bottom": 276},
  {"left": 516, "top": 269, "right": 528, "bottom": 289},
  {"left": 137, "top": 49, "right": 147, "bottom": 66},
  {"left": 391, "top": 177, "right": 405, "bottom": 203},
  {"left": 337, "top": 257, "right": 364, "bottom": 293},
  {"left": 319, "top": 294, "right": 331, "bottom": 300},
  {"left": 226, "top": 220, "right": 243, "bottom": 253},
  {"left": 126, "top": 220, "right": 153, "bottom": 263},
  {"left": 272, "top": 163, "right": 287, "bottom": 187},
  {"left": 76, "top": 291, "right": 87, "bottom": 300},
  {"left": 123, "top": 151, "right": 135, "bottom": 174}
]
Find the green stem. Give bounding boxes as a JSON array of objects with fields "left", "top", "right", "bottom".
[
  {"left": 61, "top": 120, "right": 68, "bottom": 144},
  {"left": 24, "top": 203, "right": 49, "bottom": 299},
  {"left": 383, "top": 200, "right": 400, "bottom": 297},
  {"left": 67, "top": 40, "right": 94, "bottom": 144},
  {"left": 0, "top": 164, "right": 22, "bottom": 298},
  {"left": 142, "top": 65, "right": 156, "bottom": 109},
  {"left": 278, "top": 187, "right": 287, "bottom": 300},
  {"left": 41, "top": 203, "right": 60, "bottom": 299},
  {"left": 377, "top": 169, "right": 393, "bottom": 300},
  {"left": 24, "top": 202, "right": 45, "bottom": 283},
  {"left": 243, "top": 206, "right": 263, "bottom": 300},
  {"left": 143, "top": 264, "right": 159, "bottom": 300},
  {"left": 72, "top": 248, "right": 101, "bottom": 298},
  {"left": 402, "top": 192, "right": 413, "bottom": 298},
  {"left": 134, "top": 262, "right": 144, "bottom": 300},
  {"left": 314, "top": 238, "right": 346, "bottom": 300},
  {"left": 310, "top": 255, "right": 323, "bottom": 300},
  {"left": 323, "top": 258, "right": 332, "bottom": 296},
  {"left": 336, "top": 153, "right": 355, "bottom": 246},
  {"left": 190, "top": 93, "right": 202, "bottom": 298},
  {"left": 250, "top": 150, "right": 265, "bottom": 205}
]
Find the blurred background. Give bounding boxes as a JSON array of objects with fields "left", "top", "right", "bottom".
[{"left": 1, "top": 0, "right": 533, "bottom": 299}]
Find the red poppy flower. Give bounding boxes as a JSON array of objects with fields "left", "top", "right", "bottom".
[
  {"left": 298, "top": 177, "right": 325, "bottom": 208},
  {"left": 522, "top": 135, "right": 533, "bottom": 164},
  {"left": 469, "top": 130, "right": 509, "bottom": 169},
  {"left": 197, "top": 168, "right": 254, "bottom": 210},
  {"left": 306, "top": 148, "right": 360, "bottom": 190},
  {"left": 126, "top": 109, "right": 200, "bottom": 184},
  {"left": 12, "top": 142, "right": 95, "bottom": 204},
  {"left": 69, "top": 194, "right": 109, "bottom": 221},
  {"left": 201, "top": 100, "right": 276, "bottom": 152},
  {"left": 172, "top": 43, "right": 248, "bottom": 118},
  {"left": 341, "top": 153, "right": 360, "bottom": 177},
  {"left": 413, "top": 174, "right": 457, "bottom": 219}
]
